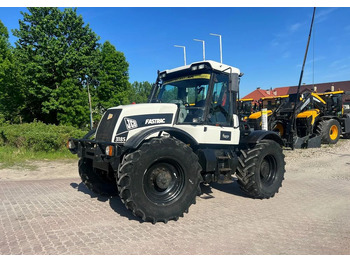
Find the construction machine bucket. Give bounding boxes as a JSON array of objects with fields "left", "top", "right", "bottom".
[{"left": 294, "top": 135, "right": 321, "bottom": 149}]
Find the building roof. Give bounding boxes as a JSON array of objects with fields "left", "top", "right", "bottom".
[{"left": 242, "top": 80, "right": 350, "bottom": 100}]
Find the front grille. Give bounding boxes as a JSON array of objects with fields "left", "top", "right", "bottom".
[{"left": 95, "top": 109, "right": 122, "bottom": 142}]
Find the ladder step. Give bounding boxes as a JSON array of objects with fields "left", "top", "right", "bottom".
[
  {"left": 217, "top": 156, "right": 230, "bottom": 160},
  {"left": 219, "top": 168, "right": 232, "bottom": 172}
]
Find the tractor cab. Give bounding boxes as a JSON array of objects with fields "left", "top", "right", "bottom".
[
  {"left": 148, "top": 60, "right": 243, "bottom": 145},
  {"left": 238, "top": 98, "right": 256, "bottom": 121},
  {"left": 317, "top": 91, "right": 347, "bottom": 116},
  {"left": 246, "top": 95, "right": 288, "bottom": 130},
  {"left": 149, "top": 60, "right": 240, "bottom": 125}
]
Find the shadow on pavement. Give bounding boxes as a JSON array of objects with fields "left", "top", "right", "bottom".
[
  {"left": 70, "top": 178, "right": 248, "bottom": 223},
  {"left": 200, "top": 179, "right": 249, "bottom": 199},
  {"left": 109, "top": 196, "right": 143, "bottom": 223},
  {"left": 70, "top": 182, "right": 143, "bottom": 223},
  {"left": 70, "top": 182, "right": 109, "bottom": 202}
]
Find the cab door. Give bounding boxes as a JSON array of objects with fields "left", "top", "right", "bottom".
[{"left": 203, "top": 73, "right": 240, "bottom": 145}]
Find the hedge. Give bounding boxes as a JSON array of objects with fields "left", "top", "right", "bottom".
[{"left": 0, "top": 122, "right": 87, "bottom": 152}]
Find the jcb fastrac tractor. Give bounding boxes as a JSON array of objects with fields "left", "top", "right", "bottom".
[{"left": 68, "top": 60, "right": 286, "bottom": 223}]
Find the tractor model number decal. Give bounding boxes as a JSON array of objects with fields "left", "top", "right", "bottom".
[{"left": 115, "top": 136, "right": 127, "bottom": 143}]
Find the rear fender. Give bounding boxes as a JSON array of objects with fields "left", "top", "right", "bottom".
[{"left": 240, "top": 130, "right": 284, "bottom": 147}]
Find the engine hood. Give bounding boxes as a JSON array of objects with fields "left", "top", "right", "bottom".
[{"left": 96, "top": 103, "right": 178, "bottom": 144}]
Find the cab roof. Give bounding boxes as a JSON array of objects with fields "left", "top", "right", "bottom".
[{"left": 161, "top": 60, "right": 241, "bottom": 75}]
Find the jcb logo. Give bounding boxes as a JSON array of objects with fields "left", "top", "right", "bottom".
[{"left": 124, "top": 118, "right": 138, "bottom": 130}]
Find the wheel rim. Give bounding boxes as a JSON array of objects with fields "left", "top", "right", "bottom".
[
  {"left": 259, "top": 155, "right": 278, "bottom": 187},
  {"left": 143, "top": 159, "right": 185, "bottom": 205},
  {"left": 329, "top": 125, "right": 338, "bottom": 140}
]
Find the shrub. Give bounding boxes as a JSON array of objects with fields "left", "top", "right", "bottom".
[{"left": 0, "top": 121, "right": 87, "bottom": 152}]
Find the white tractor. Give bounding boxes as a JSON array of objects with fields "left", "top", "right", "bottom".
[{"left": 68, "top": 60, "right": 286, "bottom": 223}]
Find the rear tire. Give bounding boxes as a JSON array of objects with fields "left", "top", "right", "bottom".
[
  {"left": 78, "top": 158, "right": 118, "bottom": 196},
  {"left": 117, "top": 137, "right": 202, "bottom": 223},
  {"left": 236, "top": 140, "right": 285, "bottom": 199},
  {"left": 317, "top": 119, "right": 341, "bottom": 144}
]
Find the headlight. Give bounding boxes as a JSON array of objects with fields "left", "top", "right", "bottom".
[
  {"left": 67, "top": 140, "right": 75, "bottom": 149},
  {"left": 105, "top": 145, "right": 115, "bottom": 156}
]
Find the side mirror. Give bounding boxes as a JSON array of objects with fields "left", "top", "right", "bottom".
[{"left": 229, "top": 73, "right": 239, "bottom": 92}]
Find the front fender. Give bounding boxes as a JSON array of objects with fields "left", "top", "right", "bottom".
[{"left": 124, "top": 126, "right": 199, "bottom": 150}]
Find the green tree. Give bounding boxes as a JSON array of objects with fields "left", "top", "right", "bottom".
[
  {"left": 0, "top": 20, "right": 24, "bottom": 123},
  {"left": 96, "top": 41, "right": 131, "bottom": 112},
  {"left": 12, "top": 7, "right": 100, "bottom": 128},
  {"left": 130, "top": 81, "right": 153, "bottom": 103}
]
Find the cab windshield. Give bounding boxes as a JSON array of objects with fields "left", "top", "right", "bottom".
[
  {"left": 157, "top": 74, "right": 211, "bottom": 123},
  {"left": 156, "top": 72, "right": 232, "bottom": 126}
]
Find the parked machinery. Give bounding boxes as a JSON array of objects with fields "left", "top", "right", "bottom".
[
  {"left": 246, "top": 95, "right": 288, "bottom": 131},
  {"left": 316, "top": 91, "right": 350, "bottom": 140},
  {"left": 269, "top": 91, "right": 350, "bottom": 148}
]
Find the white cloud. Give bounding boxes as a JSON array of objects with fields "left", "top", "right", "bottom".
[
  {"left": 282, "top": 51, "right": 291, "bottom": 59},
  {"left": 289, "top": 23, "right": 302, "bottom": 33},
  {"left": 329, "top": 56, "right": 350, "bottom": 68},
  {"left": 296, "top": 56, "right": 326, "bottom": 68},
  {"left": 315, "top": 8, "right": 338, "bottom": 23}
]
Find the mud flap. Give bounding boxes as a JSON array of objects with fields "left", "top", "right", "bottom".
[{"left": 294, "top": 135, "right": 321, "bottom": 149}]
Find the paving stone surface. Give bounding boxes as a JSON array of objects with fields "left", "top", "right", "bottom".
[{"left": 1, "top": 142, "right": 350, "bottom": 255}]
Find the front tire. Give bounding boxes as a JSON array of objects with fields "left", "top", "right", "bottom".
[
  {"left": 117, "top": 137, "right": 202, "bottom": 223},
  {"left": 236, "top": 140, "right": 285, "bottom": 199},
  {"left": 78, "top": 158, "right": 118, "bottom": 196}
]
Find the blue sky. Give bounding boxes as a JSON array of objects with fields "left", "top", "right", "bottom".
[{"left": 1, "top": 6, "right": 350, "bottom": 97}]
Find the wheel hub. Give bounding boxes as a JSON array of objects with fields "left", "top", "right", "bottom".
[
  {"left": 260, "top": 160, "right": 270, "bottom": 179},
  {"left": 154, "top": 168, "right": 172, "bottom": 190},
  {"left": 143, "top": 160, "right": 185, "bottom": 205},
  {"left": 259, "top": 155, "right": 277, "bottom": 186},
  {"left": 329, "top": 125, "right": 338, "bottom": 140}
]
